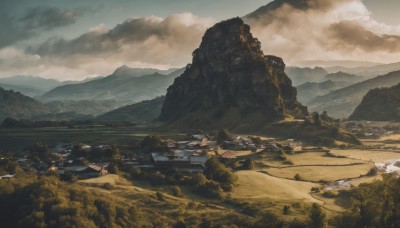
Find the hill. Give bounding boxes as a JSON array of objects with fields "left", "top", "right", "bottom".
[
  {"left": 325, "top": 62, "right": 400, "bottom": 78},
  {"left": 349, "top": 83, "right": 400, "bottom": 121},
  {"left": 0, "top": 75, "right": 71, "bottom": 92},
  {"left": 323, "top": 72, "right": 363, "bottom": 84},
  {"left": 160, "top": 18, "right": 307, "bottom": 130},
  {"left": 0, "top": 83, "right": 45, "bottom": 97},
  {"left": 296, "top": 80, "right": 351, "bottom": 104},
  {"left": 97, "top": 96, "right": 165, "bottom": 122},
  {"left": 307, "top": 70, "right": 400, "bottom": 118},
  {"left": 0, "top": 87, "right": 47, "bottom": 121},
  {"left": 41, "top": 67, "right": 184, "bottom": 102},
  {"left": 285, "top": 67, "right": 328, "bottom": 86}
]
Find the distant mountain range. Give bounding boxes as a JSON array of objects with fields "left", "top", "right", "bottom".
[
  {"left": 296, "top": 80, "right": 351, "bottom": 104},
  {"left": 40, "top": 67, "right": 185, "bottom": 102},
  {"left": 285, "top": 67, "right": 328, "bottom": 86},
  {"left": 325, "top": 62, "right": 400, "bottom": 78},
  {"left": 349, "top": 83, "right": 400, "bottom": 121},
  {"left": 307, "top": 70, "right": 400, "bottom": 118}
]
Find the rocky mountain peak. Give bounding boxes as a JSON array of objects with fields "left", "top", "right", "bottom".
[{"left": 159, "top": 18, "right": 307, "bottom": 129}]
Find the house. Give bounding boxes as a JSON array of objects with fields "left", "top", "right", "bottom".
[
  {"left": 220, "top": 151, "right": 237, "bottom": 159},
  {"left": 64, "top": 163, "right": 108, "bottom": 179},
  {"left": 151, "top": 151, "right": 210, "bottom": 172},
  {"left": 0, "top": 174, "right": 15, "bottom": 180}
]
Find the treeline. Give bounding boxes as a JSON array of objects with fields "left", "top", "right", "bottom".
[
  {"left": 333, "top": 174, "right": 400, "bottom": 227},
  {"left": 0, "top": 117, "right": 138, "bottom": 128}
]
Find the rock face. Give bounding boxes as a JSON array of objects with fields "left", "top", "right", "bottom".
[
  {"left": 349, "top": 83, "right": 400, "bottom": 121},
  {"left": 160, "top": 18, "right": 307, "bottom": 129}
]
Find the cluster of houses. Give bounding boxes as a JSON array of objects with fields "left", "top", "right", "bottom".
[
  {"left": 150, "top": 135, "right": 218, "bottom": 173},
  {"left": 346, "top": 121, "right": 396, "bottom": 138},
  {"left": 2, "top": 134, "right": 305, "bottom": 180}
]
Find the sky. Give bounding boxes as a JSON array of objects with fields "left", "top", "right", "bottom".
[{"left": 0, "top": 0, "right": 399, "bottom": 80}]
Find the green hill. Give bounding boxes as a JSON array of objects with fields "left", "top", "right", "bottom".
[
  {"left": 349, "top": 83, "right": 400, "bottom": 121},
  {"left": 97, "top": 96, "right": 165, "bottom": 122},
  {"left": 0, "top": 87, "right": 47, "bottom": 121}
]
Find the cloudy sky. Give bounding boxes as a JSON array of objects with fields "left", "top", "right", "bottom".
[{"left": 1, "top": 0, "right": 399, "bottom": 80}]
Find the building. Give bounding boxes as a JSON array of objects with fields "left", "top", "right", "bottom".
[{"left": 151, "top": 150, "right": 210, "bottom": 172}]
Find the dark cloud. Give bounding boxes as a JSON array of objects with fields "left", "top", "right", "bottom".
[
  {"left": 30, "top": 13, "right": 212, "bottom": 66},
  {"left": 327, "top": 21, "right": 400, "bottom": 52},
  {"left": 0, "top": 7, "right": 84, "bottom": 48},
  {"left": 0, "top": 14, "right": 31, "bottom": 48},
  {"left": 19, "top": 7, "right": 83, "bottom": 30}
]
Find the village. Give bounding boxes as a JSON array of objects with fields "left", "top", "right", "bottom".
[{"left": 1, "top": 132, "right": 304, "bottom": 181}]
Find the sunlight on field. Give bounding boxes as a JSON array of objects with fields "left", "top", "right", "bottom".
[
  {"left": 232, "top": 171, "right": 319, "bottom": 203},
  {"left": 287, "top": 152, "right": 365, "bottom": 166},
  {"left": 265, "top": 163, "right": 373, "bottom": 182},
  {"left": 79, "top": 174, "right": 120, "bottom": 184},
  {"left": 330, "top": 149, "right": 400, "bottom": 163}
]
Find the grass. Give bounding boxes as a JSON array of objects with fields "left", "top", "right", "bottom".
[
  {"left": 79, "top": 174, "right": 121, "bottom": 184},
  {"left": 330, "top": 149, "right": 400, "bottom": 163},
  {"left": 286, "top": 152, "right": 365, "bottom": 166},
  {"left": 265, "top": 163, "right": 373, "bottom": 182},
  {"left": 231, "top": 170, "right": 319, "bottom": 202}
]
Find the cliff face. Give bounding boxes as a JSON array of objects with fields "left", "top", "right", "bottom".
[
  {"left": 160, "top": 18, "right": 307, "bottom": 129},
  {"left": 349, "top": 83, "right": 400, "bottom": 121}
]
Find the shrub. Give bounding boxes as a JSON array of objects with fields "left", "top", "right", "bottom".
[
  {"left": 170, "top": 186, "right": 182, "bottom": 197},
  {"left": 294, "top": 174, "right": 302, "bottom": 181},
  {"left": 156, "top": 192, "right": 165, "bottom": 201},
  {"left": 367, "top": 166, "right": 378, "bottom": 176},
  {"left": 283, "top": 205, "right": 291, "bottom": 215}
]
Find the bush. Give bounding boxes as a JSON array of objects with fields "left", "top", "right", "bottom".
[
  {"left": 367, "top": 166, "right": 378, "bottom": 176},
  {"left": 322, "top": 191, "right": 337, "bottom": 198},
  {"left": 294, "top": 174, "right": 302, "bottom": 181},
  {"left": 102, "top": 183, "right": 114, "bottom": 190},
  {"left": 311, "top": 187, "right": 320, "bottom": 193},
  {"left": 170, "top": 186, "right": 182, "bottom": 197},
  {"left": 217, "top": 129, "right": 233, "bottom": 144},
  {"left": 283, "top": 205, "right": 291, "bottom": 215},
  {"left": 156, "top": 192, "right": 165, "bottom": 201},
  {"left": 204, "top": 158, "right": 237, "bottom": 191}
]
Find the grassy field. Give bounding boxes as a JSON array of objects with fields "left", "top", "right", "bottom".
[
  {"left": 330, "top": 149, "right": 400, "bottom": 163},
  {"left": 287, "top": 152, "right": 365, "bottom": 166},
  {"left": 232, "top": 171, "right": 319, "bottom": 202},
  {"left": 265, "top": 163, "right": 373, "bottom": 182}
]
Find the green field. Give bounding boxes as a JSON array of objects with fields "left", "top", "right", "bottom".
[{"left": 0, "top": 126, "right": 185, "bottom": 152}]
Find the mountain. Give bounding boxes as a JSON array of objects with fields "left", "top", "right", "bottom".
[
  {"left": 160, "top": 18, "right": 308, "bottom": 130},
  {"left": 0, "top": 87, "right": 47, "bottom": 121},
  {"left": 112, "top": 66, "right": 178, "bottom": 78},
  {"left": 45, "top": 100, "right": 129, "bottom": 117},
  {"left": 285, "top": 67, "right": 328, "bottom": 86},
  {"left": 41, "top": 67, "right": 185, "bottom": 102},
  {"left": 296, "top": 80, "right": 351, "bottom": 104},
  {"left": 307, "top": 70, "right": 400, "bottom": 118},
  {"left": 0, "top": 83, "right": 45, "bottom": 97},
  {"left": 0, "top": 75, "right": 70, "bottom": 91},
  {"left": 325, "top": 62, "right": 400, "bottom": 78},
  {"left": 349, "top": 83, "right": 400, "bottom": 121},
  {"left": 97, "top": 96, "right": 165, "bottom": 122},
  {"left": 294, "top": 60, "right": 382, "bottom": 69},
  {"left": 245, "top": 0, "right": 309, "bottom": 22},
  {"left": 323, "top": 72, "right": 363, "bottom": 84}
]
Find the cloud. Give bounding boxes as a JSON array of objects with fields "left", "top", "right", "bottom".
[
  {"left": 21, "top": 13, "right": 214, "bottom": 79},
  {"left": 0, "top": 13, "right": 213, "bottom": 80},
  {"left": 327, "top": 21, "right": 400, "bottom": 52},
  {"left": 244, "top": 0, "right": 400, "bottom": 64},
  {"left": 0, "top": 7, "right": 84, "bottom": 48},
  {"left": 19, "top": 7, "right": 83, "bottom": 30}
]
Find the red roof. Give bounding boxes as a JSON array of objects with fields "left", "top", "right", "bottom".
[{"left": 221, "top": 151, "right": 237, "bottom": 159}]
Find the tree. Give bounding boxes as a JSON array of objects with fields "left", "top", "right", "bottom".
[
  {"left": 243, "top": 158, "right": 255, "bottom": 170},
  {"left": 140, "top": 135, "right": 168, "bottom": 152},
  {"left": 308, "top": 203, "right": 325, "bottom": 228},
  {"left": 217, "top": 129, "right": 233, "bottom": 144},
  {"left": 28, "top": 143, "right": 52, "bottom": 163},
  {"left": 312, "top": 112, "right": 321, "bottom": 125},
  {"left": 204, "top": 158, "right": 237, "bottom": 191}
]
